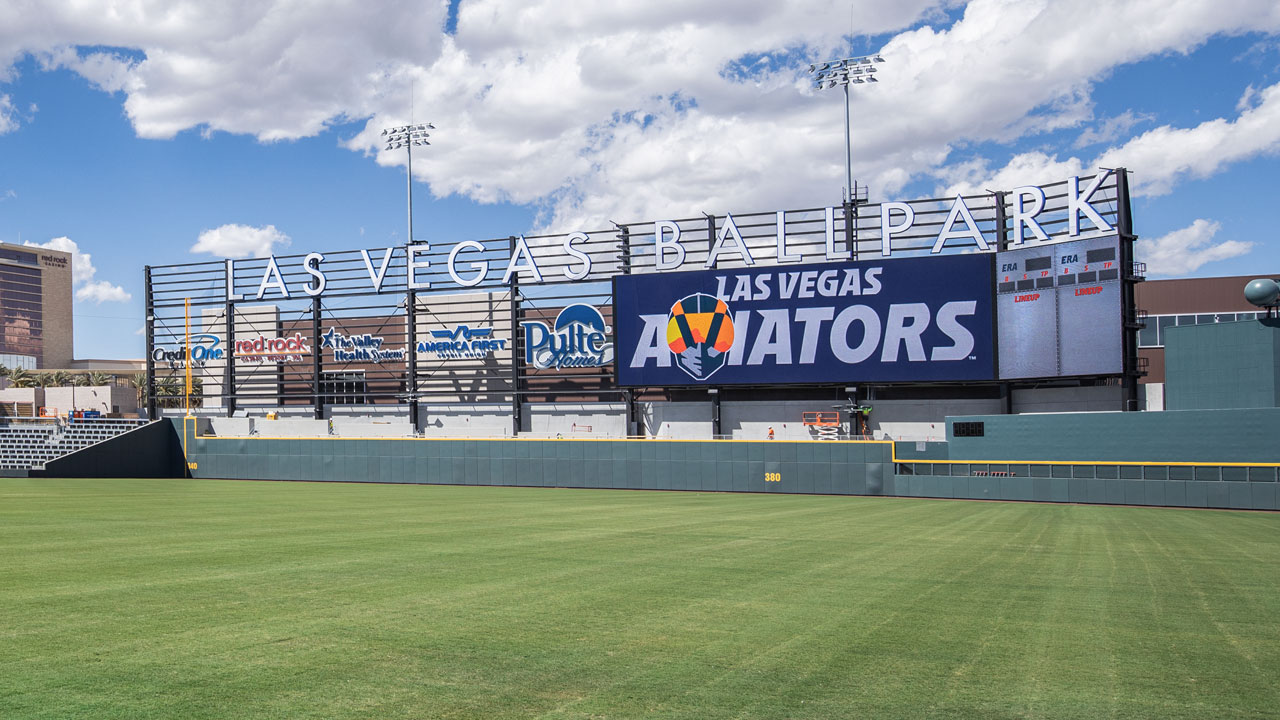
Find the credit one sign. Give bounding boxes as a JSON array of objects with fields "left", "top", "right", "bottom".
[{"left": 614, "top": 254, "right": 994, "bottom": 386}]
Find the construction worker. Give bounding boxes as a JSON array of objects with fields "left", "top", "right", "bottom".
[{"left": 767, "top": 426, "right": 775, "bottom": 440}]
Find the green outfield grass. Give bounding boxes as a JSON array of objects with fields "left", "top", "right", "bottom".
[{"left": 1, "top": 479, "right": 1278, "bottom": 719}]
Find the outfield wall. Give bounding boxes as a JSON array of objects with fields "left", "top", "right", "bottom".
[{"left": 170, "top": 417, "right": 1280, "bottom": 510}]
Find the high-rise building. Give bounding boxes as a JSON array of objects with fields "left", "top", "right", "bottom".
[{"left": 0, "top": 241, "right": 73, "bottom": 370}]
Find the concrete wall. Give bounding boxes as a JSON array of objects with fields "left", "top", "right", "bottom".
[
  {"left": 44, "top": 385, "right": 136, "bottom": 415},
  {"left": 332, "top": 417, "right": 414, "bottom": 438},
  {"left": 1141, "top": 383, "right": 1164, "bottom": 411},
  {"left": 254, "top": 418, "right": 331, "bottom": 437},
  {"left": 869, "top": 398, "right": 1000, "bottom": 441},
  {"left": 524, "top": 403, "right": 628, "bottom": 438},
  {"left": 0, "top": 387, "right": 42, "bottom": 405},
  {"left": 1011, "top": 385, "right": 1124, "bottom": 413},
  {"left": 420, "top": 403, "right": 513, "bottom": 437},
  {"left": 641, "top": 401, "right": 714, "bottom": 439}
]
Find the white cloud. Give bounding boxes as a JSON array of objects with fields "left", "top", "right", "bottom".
[
  {"left": 943, "top": 79, "right": 1280, "bottom": 199},
  {"left": 1137, "top": 219, "right": 1253, "bottom": 276},
  {"left": 2, "top": 0, "right": 1280, "bottom": 231},
  {"left": 24, "top": 236, "right": 97, "bottom": 285},
  {"left": 22, "top": 236, "right": 132, "bottom": 303},
  {"left": 76, "top": 280, "right": 132, "bottom": 304},
  {"left": 191, "top": 223, "right": 291, "bottom": 258},
  {"left": 0, "top": 93, "right": 17, "bottom": 134},
  {"left": 1096, "top": 81, "right": 1280, "bottom": 196},
  {"left": 1074, "top": 110, "right": 1152, "bottom": 149},
  {"left": 0, "top": 188, "right": 14, "bottom": 201}
]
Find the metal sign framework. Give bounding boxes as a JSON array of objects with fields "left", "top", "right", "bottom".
[{"left": 145, "top": 169, "right": 1141, "bottom": 432}]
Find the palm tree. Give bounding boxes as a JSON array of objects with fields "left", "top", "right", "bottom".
[
  {"left": 33, "top": 372, "right": 55, "bottom": 388},
  {"left": 49, "top": 370, "right": 72, "bottom": 387},
  {"left": 71, "top": 373, "right": 90, "bottom": 387},
  {"left": 0, "top": 364, "right": 10, "bottom": 379},
  {"left": 8, "top": 368, "right": 36, "bottom": 388},
  {"left": 87, "top": 371, "right": 112, "bottom": 387},
  {"left": 130, "top": 373, "right": 147, "bottom": 405}
]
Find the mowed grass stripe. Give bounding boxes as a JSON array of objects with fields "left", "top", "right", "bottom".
[{"left": 0, "top": 479, "right": 1277, "bottom": 719}]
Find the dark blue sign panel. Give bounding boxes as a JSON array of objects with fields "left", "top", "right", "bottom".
[{"left": 614, "top": 254, "right": 995, "bottom": 386}]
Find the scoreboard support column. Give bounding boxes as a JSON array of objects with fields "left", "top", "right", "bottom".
[
  {"left": 144, "top": 266, "right": 157, "bottom": 420},
  {"left": 1116, "top": 167, "right": 1141, "bottom": 411}
]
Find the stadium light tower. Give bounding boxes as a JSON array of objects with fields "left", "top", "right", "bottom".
[
  {"left": 809, "top": 53, "right": 885, "bottom": 204},
  {"left": 382, "top": 123, "right": 434, "bottom": 243}
]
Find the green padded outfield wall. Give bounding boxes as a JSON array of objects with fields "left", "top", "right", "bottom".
[
  {"left": 1164, "top": 319, "right": 1280, "bottom": 410},
  {"left": 177, "top": 419, "right": 895, "bottom": 496},
  {"left": 166, "top": 419, "right": 1278, "bottom": 510},
  {"left": 942, "top": 407, "right": 1280, "bottom": 464}
]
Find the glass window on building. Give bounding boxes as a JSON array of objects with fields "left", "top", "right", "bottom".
[
  {"left": 1155, "top": 315, "right": 1176, "bottom": 347},
  {"left": 1138, "top": 320, "right": 1158, "bottom": 347}
]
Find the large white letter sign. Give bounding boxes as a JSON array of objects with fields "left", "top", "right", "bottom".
[
  {"left": 361, "top": 248, "right": 395, "bottom": 291},
  {"left": 225, "top": 259, "right": 242, "bottom": 301},
  {"left": 654, "top": 220, "right": 685, "bottom": 271},
  {"left": 562, "top": 232, "right": 593, "bottom": 281},
  {"left": 824, "top": 206, "right": 850, "bottom": 260},
  {"left": 407, "top": 244, "right": 431, "bottom": 290},
  {"left": 775, "top": 211, "right": 801, "bottom": 263},
  {"left": 302, "top": 252, "right": 327, "bottom": 297},
  {"left": 255, "top": 255, "right": 290, "bottom": 299},
  {"left": 931, "top": 196, "right": 989, "bottom": 254},
  {"left": 503, "top": 235, "right": 544, "bottom": 284},
  {"left": 447, "top": 240, "right": 488, "bottom": 287},
  {"left": 1068, "top": 171, "right": 1114, "bottom": 236},
  {"left": 705, "top": 213, "right": 756, "bottom": 269},
  {"left": 1009, "top": 186, "right": 1049, "bottom": 244},
  {"left": 880, "top": 202, "right": 914, "bottom": 257}
]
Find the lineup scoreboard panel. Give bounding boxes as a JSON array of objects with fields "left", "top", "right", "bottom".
[{"left": 996, "top": 235, "right": 1123, "bottom": 380}]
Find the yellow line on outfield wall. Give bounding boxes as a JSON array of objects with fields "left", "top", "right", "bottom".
[{"left": 189, "top": 432, "right": 1280, "bottom": 468}]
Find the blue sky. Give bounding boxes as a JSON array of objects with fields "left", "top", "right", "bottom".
[{"left": 0, "top": 1, "right": 1278, "bottom": 361}]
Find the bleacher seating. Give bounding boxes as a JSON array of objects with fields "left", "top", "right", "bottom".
[{"left": 0, "top": 419, "right": 150, "bottom": 470}]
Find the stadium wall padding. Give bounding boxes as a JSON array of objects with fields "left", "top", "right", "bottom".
[
  {"left": 178, "top": 420, "right": 892, "bottom": 496},
  {"left": 171, "top": 420, "right": 1278, "bottom": 510},
  {"left": 943, "top": 408, "right": 1280, "bottom": 464},
  {"left": 34, "top": 420, "right": 187, "bottom": 479}
]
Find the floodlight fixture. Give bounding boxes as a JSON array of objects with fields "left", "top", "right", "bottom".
[{"left": 809, "top": 51, "right": 888, "bottom": 204}]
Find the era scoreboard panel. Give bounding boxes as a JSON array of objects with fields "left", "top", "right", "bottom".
[{"left": 996, "top": 235, "right": 1123, "bottom": 380}]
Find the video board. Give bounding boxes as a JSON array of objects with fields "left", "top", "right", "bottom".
[{"left": 614, "top": 253, "right": 996, "bottom": 386}]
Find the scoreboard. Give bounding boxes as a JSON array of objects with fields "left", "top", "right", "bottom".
[{"left": 996, "top": 235, "right": 1123, "bottom": 380}]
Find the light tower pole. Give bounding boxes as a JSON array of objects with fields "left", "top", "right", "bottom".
[
  {"left": 809, "top": 53, "right": 885, "bottom": 205},
  {"left": 382, "top": 122, "right": 432, "bottom": 432},
  {"left": 381, "top": 123, "right": 434, "bottom": 242}
]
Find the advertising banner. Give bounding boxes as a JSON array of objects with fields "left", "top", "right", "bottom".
[{"left": 614, "top": 254, "right": 995, "bottom": 386}]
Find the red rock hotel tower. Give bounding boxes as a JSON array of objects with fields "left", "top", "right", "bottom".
[{"left": 0, "top": 241, "right": 73, "bottom": 370}]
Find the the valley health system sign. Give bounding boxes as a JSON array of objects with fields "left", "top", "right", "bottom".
[{"left": 614, "top": 253, "right": 994, "bottom": 386}]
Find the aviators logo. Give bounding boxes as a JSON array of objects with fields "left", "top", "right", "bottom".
[
  {"left": 521, "top": 304, "right": 613, "bottom": 370},
  {"left": 667, "top": 293, "right": 735, "bottom": 381}
]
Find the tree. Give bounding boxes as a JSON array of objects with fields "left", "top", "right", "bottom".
[
  {"left": 49, "top": 370, "right": 72, "bottom": 387},
  {"left": 129, "top": 373, "right": 147, "bottom": 405},
  {"left": 87, "top": 371, "right": 112, "bottom": 386},
  {"left": 0, "top": 364, "right": 9, "bottom": 379},
  {"left": 8, "top": 368, "right": 36, "bottom": 388},
  {"left": 71, "top": 373, "right": 90, "bottom": 387}
]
